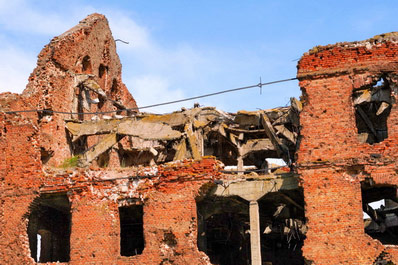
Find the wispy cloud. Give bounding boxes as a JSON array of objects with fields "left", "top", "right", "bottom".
[
  {"left": 0, "top": 0, "right": 74, "bottom": 35},
  {"left": 105, "top": 11, "right": 211, "bottom": 112},
  {"left": 0, "top": 38, "right": 35, "bottom": 93},
  {"left": 0, "top": 2, "right": 212, "bottom": 113}
]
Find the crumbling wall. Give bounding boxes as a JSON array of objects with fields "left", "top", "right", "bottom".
[
  {"left": 0, "top": 113, "right": 43, "bottom": 264},
  {"left": 297, "top": 33, "right": 398, "bottom": 264},
  {"left": 0, "top": 155, "right": 221, "bottom": 264},
  {"left": 0, "top": 13, "right": 137, "bottom": 166}
]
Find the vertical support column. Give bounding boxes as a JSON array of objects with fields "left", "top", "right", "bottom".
[{"left": 249, "top": 200, "right": 262, "bottom": 265}]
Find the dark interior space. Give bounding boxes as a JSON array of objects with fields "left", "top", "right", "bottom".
[
  {"left": 119, "top": 204, "right": 144, "bottom": 256},
  {"left": 27, "top": 193, "right": 71, "bottom": 263},
  {"left": 197, "top": 195, "right": 251, "bottom": 265},
  {"left": 353, "top": 77, "right": 392, "bottom": 144},
  {"left": 258, "top": 189, "right": 306, "bottom": 265},
  {"left": 362, "top": 179, "right": 398, "bottom": 245}
]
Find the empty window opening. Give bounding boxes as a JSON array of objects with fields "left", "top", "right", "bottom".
[
  {"left": 40, "top": 147, "right": 54, "bottom": 164},
  {"left": 353, "top": 77, "right": 392, "bottom": 144},
  {"left": 197, "top": 195, "right": 251, "bottom": 265},
  {"left": 362, "top": 180, "right": 398, "bottom": 245},
  {"left": 27, "top": 193, "right": 71, "bottom": 263},
  {"left": 98, "top": 64, "right": 107, "bottom": 78},
  {"left": 110, "top": 79, "right": 118, "bottom": 95},
  {"left": 82, "top": 55, "right": 92, "bottom": 74},
  {"left": 258, "top": 189, "right": 306, "bottom": 265},
  {"left": 119, "top": 204, "right": 144, "bottom": 256}
]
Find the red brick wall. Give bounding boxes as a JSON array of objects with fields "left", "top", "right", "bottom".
[
  {"left": 8, "top": 14, "right": 139, "bottom": 167},
  {"left": 0, "top": 147, "right": 220, "bottom": 264},
  {"left": 0, "top": 113, "right": 43, "bottom": 264},
  {"left": 297, "top": 35, "right": 398, "bottom": 264}
]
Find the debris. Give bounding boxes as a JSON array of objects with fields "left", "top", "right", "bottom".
[{"left": 65, "top": 99, "right": 300, "bottom": 169}]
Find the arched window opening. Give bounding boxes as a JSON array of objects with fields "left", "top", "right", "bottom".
[{"left": 27, "top": 193, "right": 71, "bottom": 263}]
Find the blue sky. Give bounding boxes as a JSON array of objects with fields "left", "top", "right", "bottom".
[{"left": 0, "top": 1, "right": 397, "bottom": 113}]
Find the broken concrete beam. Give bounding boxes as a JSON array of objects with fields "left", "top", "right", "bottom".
[
  {"left": 173, "top": 138, "right": 188, "bottom": 161},
  {"left": 218, "top": 123, "right": 227, "bottom": 137},
  {"left": 139, "top": 112, "right": 188, "bottom": 127},
  {"left": 117, "top": 120, "right": 182, "bottom": 140},
  {"left": 353, "top": 89, "right": 371, "bottom": 105},
  {"left": 65, "top": 119, "right": 122, "bottom": 141},
  {"left": 83, "top": 79, "right": 107, "bottom": 98},
  {"left": 376, "top": 102, "right": 390, "bottom": 115},
  {"left": 234, "top": 110, "right": 261, "bottom": 128},
  {"left": 290, "top": 97, "right": 302, "bottom": 112},
  {"left": 274, "top": 125, "right": 296, "bottom": 144},
  {"left": 80, "top": 133, "right": 120, "bottom": 166},
  {"left": 185, "top": 123, "right": 202, "bottom": 160},
  {"left": 260, "top": 112, "right": 289, "bottom": 158},
  {"left": 82, "top": 78, "right": 129, "bottom": 112},
  {"left": 81, "top": 89, "right": 91, "bottom": 111},
  {"left": 241, "top": 138, "right": 275, "bottom": 157},
  {"left": 272, "top": 111, "right": 290, "bottom": 126}
]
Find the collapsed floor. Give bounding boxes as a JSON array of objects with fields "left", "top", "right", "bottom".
[{"left": 3, "top": 13, "right": 398, "bottom": 265}]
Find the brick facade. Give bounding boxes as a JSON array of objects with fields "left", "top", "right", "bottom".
[
  {"left": 297, "top": 33, "right": 398, "bottom": 264},
  {"left": 2, "top": 13, "right": 398, "bottom": 265}
]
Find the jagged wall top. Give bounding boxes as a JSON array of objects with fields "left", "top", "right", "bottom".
[
  {"left": 2, "top": 13, "right": 139, "bottom": 166},
  {"left": 22, "top": 13, "right": 137, "bottom": 111}
]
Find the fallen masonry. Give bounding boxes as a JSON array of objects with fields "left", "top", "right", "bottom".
[{"left": 2, "top": 13, "right": 398, "bottom": 265}]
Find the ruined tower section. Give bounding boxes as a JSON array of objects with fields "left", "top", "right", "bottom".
[
  {"left": 297, "top": 34, "right": 398, "bottom": 264},
  {"left": 19, "top": 13, "right": 137, "bottom": 166}
]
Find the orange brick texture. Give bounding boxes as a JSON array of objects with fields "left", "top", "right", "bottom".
[
  {"left": 0, "top": 137, "right": 221, "bottom": 265},
  {"left": 297, "top": 34, "right": 398, "bottom": 264}
]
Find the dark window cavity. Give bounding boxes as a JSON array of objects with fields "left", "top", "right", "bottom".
[
  {"left": 362, "top": 179, "right": 398, "bottom": 245},
  {"left": 119, "top": 204, "right": 144, "bottom": 256},
  {"left": 353, "top": 76, "right": 392, "bottom": 144},
  {"left": 27, "top": 193, "right": 71, "bottom": 263}
]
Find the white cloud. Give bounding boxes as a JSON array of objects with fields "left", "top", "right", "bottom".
[
  {"left": 0, "top": 45, "right": 35, "bottom": 93},
  {"left": 129, "top": 75, "right": 187, "bottom": 114},
  {"left": 0, "top": 0, "right": 73, "bottom": 35},
  {"left": 0, "top": 2, "right": 229, "bottom": 113},
  {"left": 105, "top": 12, "right": 212, "bottom": 113}
]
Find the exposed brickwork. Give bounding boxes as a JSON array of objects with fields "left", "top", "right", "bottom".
[
  {"left": 297, "top": 33, "right": 398, "bottom": 264},
  {"left": 4, "top": 12, "right": 398, "bottom": 265},
  {"left": 0, "top": 13, "right": 138, "bottom": 167}
]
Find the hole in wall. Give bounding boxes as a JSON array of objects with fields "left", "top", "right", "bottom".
[
  {"left": 258, "top": 189, "right": 306, "bottom": 265},
  {"left": 362, "top": 179, "right": 398, "bottom": 245},
  {"left": 353, "top": 76, "right": 392, "bottom": 144},
  {"left": 40, "top": 147, "right": 53, "bottom": 164},
  {"left": 82, "top": 55, "right": 92, "bottom": 74},
  {"left": 27, "top": 193, "right": 71, "bottom": 263},
  {"left": 197, "top": 195, "right": 251, "bottom": 265},
  {"left": 197, "top": 185, "right": 306, "bottom": 265},
  {"left": 110, "top": 79, "right": 118, "bottom": 95},
  {"left": 98, "top": 64, "right": 107, "bottom": 78},
  {"left": 119, "top": 204, "right": 144, "bottom": 257}
]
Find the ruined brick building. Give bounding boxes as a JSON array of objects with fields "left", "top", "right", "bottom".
[{"left": 1, "top": 13, "right": 398, "bottom": 265}]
